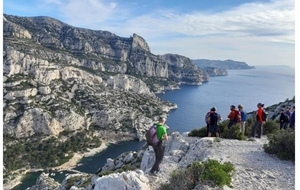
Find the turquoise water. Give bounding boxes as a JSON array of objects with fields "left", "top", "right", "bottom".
[
  {"left": 11, "top": 66, "right": 295, "bottom": 190},
  {"left": 12, "top": 140, "right": 146, "bottom": 190}
]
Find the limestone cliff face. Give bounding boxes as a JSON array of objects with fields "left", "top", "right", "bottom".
[
  {"left": 202, "top": 66, "right": 228, "bottom": 76},
  {"left": 193, "top": 59, "right": 254, "bottom": 70},
  {"left": 5, "top": 14, "right": 208, "bottom": 139},
  {"left": 161, "top": 54, "right": 209, "bottom": 85}
]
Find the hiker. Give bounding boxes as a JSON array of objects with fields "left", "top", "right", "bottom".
[
  {"left": 285, "top": 106, "right": 291, "bottom": 118},
  {"left": 227, "top": 105, "right": 236, "bottom": 129},
  {"left": 150, "top": 116, "right": 168, "bottom": 175},
  {"left": 285, "top": 106, "right": 291, "bottom": 128},
  {"left": 250, "top": 103, "right": 266, "bottom": 139},
  {"left": 279, "top": 108, "right": 289, "bottom": 130},
  {"left": 205, "top": 110, "right": 212, "bottom": 136},
  {"left": 290, "top": 106, "right": 295, "bottom": 129},
  {"left": 238, "top": 104, "right": 247, "bottom": 135},
  {"left": 207, "top": 107, "right": 220, "bottom": 137}
]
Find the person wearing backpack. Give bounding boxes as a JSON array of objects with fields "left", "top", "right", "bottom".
[
  {"left": 149, "top": 116, "right": 168, "bottom": 175},
  {"left": 238, "top": 104, "right": 247, "bottom": 136},
  {"left": 279, "top": 108, "right": 289, "bottom": 130},
  {"left": 227, "top": 105, "right": 237, "bottom": 129},
  {"left": 250, "top": 103, "right": 266, "bottom": 139},
  {"left": 207, "top": 107, "right": 221, "bottom": 137},
  {"left": 285, "top": 106, "right": 291, "bottom": 129},
  {"left": 205, "top": 110, "right": 212, "bottom": 136}
]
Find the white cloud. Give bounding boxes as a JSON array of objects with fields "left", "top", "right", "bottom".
[
  {"left": 114, "top": 0, "right": 294, "bottom": 43},
  {"left": 5, "top": 0, "right": 294, "bottom": 67},
  {"left": 56, "top": 0, "right": 118, "bottom": 25},
  {"left": 38, "top": 0, "right": 294, "bottom": 45}
]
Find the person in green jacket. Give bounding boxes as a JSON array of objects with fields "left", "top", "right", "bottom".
[{"left": 150, "top": 116, "right": 168, "bottom": 175}]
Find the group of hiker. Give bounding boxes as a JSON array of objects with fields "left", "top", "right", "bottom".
[
  {"left": 205, "top": 103, "right": 296, "bottom": 138},
  {"left": 146, "top": 103, "right": 295, "bottom": 176},
  {"left": 279, "top": 106, "right": 296, "bottom": 130},
  {"left": 205, "top": 104, "right": 248, "bottom": 137}
]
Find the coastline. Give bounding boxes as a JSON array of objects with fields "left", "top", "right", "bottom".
[{"left": 4, "top": 141, "right": 108, "bottom": 190}]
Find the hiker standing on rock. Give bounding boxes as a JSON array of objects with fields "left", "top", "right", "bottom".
[
  {"left": 250, "top": 103, "right": 266, "bottom": 139},
  {"left": 150, "top": 116, "right": 168, "bottom": 175},
  {"left": 205, "top": 109, "right": 212, "bottom": 136},
  {"left": 207, "top": 107, "right": 221, "bottom": 137},
  {"left": 238, "top": 104, "right": 247, "bottom": 136},
  {"left": 227, "top": 105, "right": 236, "bottom": 129},
  {"left": 279, "top": 108, "right": 289, "bottom": 130},
  {"left": 285, "top": 106, "right": 291, "bottom": 129}
]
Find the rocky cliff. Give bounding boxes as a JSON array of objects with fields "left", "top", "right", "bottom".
[
  {"left": 3, "top": 14, "right": 208, "bottom": 140},
  {"left": 193, "top": 59, "right": 255, "bottom": 70},
  {"left": 202, "top": 66, "right": 228, "bottom": 76}
]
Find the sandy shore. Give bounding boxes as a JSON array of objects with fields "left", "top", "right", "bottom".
[
  {"left": 53, "top": 141, "right": 108, "bottom": 171},
  {"left": 4, "top": 141, "right": 108, "bottom": 190}
]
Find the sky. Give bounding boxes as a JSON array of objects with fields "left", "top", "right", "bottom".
[{"left": 2, "top": 0, "right": 296, "bottom": 68}]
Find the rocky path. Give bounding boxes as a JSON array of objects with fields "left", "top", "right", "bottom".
[{"left": 145, "top": 134, "right": 295, "bottom": 190}]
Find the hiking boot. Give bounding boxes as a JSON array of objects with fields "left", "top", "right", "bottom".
[
  {"left": 255, "top": 136, "right": 261, "bottom": 138},
  {"left": 149, "top": 171, "right": 158, "bottom": 176}
]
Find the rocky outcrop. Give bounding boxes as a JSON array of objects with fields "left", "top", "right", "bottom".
[
  {"left": 28, "top": 131, "right": 294, "bottom": 190},
  {"left": 29, "top": 173, "right": 61, "bottom": 190},
  {"left": 161, "top": 54, "right": 209, "bottom": 85},
  {"left": 194, "top": 59, "right": 255, "bottom": 70},
  {"left": 202, "top": 66, "right": 228, "bottom": 76},
  {"left": 247, "top": 97, "right": 295, "bottom": 120}
]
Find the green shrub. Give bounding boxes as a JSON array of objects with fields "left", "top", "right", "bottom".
[
  {"left": 220, "top": 124, "right": 244, "bottom": 140},
  {"left": 188, "top": 127, "right": 207, "bottom": 137},
  {"left": 159, "top": 160, "right": 234, "bottom": 189},
  {"left": 159, "top": 162, "right": 205, "bottom": 190},
  {"left": 200, "top": 159, "right": 235, "bottom": 187},
  {"left": 166, "top": 169, "right": 194, "bottom": 190},
  {"left": 218, "top": 120, "right": 229, "bottom": 133},
  {"left": 244, "top": 117, "right": 256, "bottom": 137},
  {"left": 263, "top": 120, "right": 279, "bottom": 135},
  {"left": 264, "top": 129, "right": 295, "bottom": 160}
]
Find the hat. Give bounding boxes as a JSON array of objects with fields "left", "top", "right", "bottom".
[
  {"left": 230, "top": 105, "right": 235, "bottom": 109},
  {"left": 257, "top": 103, "right": 264, "bottom": 107},
  {"left": 211, "top": 107, "right": 216, "bottom": 111},
  {"left": 238, "top": 104, "right": 243, "bottom": 109}
]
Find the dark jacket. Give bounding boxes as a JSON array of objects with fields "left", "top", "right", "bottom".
[{"left": 280, "top": 113, "right": 288, "bottom": 123}]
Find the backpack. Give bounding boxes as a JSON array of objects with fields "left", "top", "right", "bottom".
[
  {"left": 145, "top": 124, "right": 159, "bottom": 146},
  {"left": 241, "top": 111, "right": 248, "bottom": 121},
  {"left": 205, "top": 112, "right": 211, "bottom": 124},
  {"left": 234, "top": 110, "right": 241, "bottom": 122},
  {"left": 284, "top": 113, "right": 290, "bottom": 122},
  {"left": 262, "top": 110, "right": 268, "bottom": 121}
]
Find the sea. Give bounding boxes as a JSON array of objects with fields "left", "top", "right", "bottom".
[{"left": 12, "top": 66, "right": 295, "bottom": 190}]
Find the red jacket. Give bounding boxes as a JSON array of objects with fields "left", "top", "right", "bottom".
[
  {"left": 257, "top": 108, "right": 263, "bottom": 122},
  {"left": 228, "top": 110, "right": 235, "bottom": 121}
]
